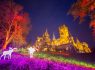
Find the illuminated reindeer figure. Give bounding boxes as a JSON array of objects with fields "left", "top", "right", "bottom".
[
  {"left": 0, "top": 47, "right": 14, "bottom": 60},
  {"left": 28, "top": 47, "right": 36, "bottom": 58}
]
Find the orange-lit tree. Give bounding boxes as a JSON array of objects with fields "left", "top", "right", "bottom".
[
  {"left": 68, "top": 0, "right": 95, "bottom": 35},
  {"left": 0, "top": 1, "right": 31, "bottom": 49}
]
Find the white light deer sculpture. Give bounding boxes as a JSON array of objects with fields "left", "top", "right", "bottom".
[
  {"left": 0, "top": 47, "right": 14, "bottom": 60},
  {"left": 28, "top": 47, "right": 36, "bottom": 58}
]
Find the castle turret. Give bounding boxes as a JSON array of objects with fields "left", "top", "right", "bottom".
[
  {"left": 43, "top": 29, "right": 51, "bottom": 45},
  {"left": 59, "top": 25, "right": 70, "bottom": 44}
]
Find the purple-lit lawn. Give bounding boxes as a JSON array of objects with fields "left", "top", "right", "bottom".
[{"left": 0, "top": 53, "right": 94, "bottom": 70}]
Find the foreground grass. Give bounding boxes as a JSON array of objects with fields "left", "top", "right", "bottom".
[
  {"left": 17, "top": 48, "right": 95, "bottom": 68},
  {"left": 0, "top": 53, "right": 93, "bottom": 70},
  {"left": 34, "top": 52, "right": 95, "bottom": 68},
  {"left": 0, "top": 48, "right": 95, "bottom": 70}
]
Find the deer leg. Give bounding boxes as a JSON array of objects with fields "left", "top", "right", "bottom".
[
  {"left": 30, "top": 53, "right": 31, "bottom": 58},
  {"left": 4, "top": 55, "right": 6, "bottom": 60},
  {"left": 31, "top": 53, "right": 33, "bottom": 58},
  {"left": 0, "top": 54, "right": 3, "bottom": 60},
  {"left": 30, "top": 53, "right": 33, "bottom": 58},
  {"left": 10, "top": 55, "right": 11, "bottom": 59},
  {"left": 7, "top": 55, "right": 8, "bottom": 59},
  {"left": 8, "top": 55, "right": 10, "bottom": 59}
]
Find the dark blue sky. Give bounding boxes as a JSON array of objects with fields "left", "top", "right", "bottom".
[{"left": 15, "top": 0, "right": 95, "bottom": 48}]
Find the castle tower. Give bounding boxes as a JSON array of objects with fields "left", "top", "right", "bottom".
[
  {"left": 59, "top": 25, "right": 70, "bottom": 44},
  {"left": 52, "top": 33, "right": 56, "bottom": 40},
  {"left": 51, "top": 33, "right": 58, "bottom": 46},
  {"left": 43, "top": 29, "right": 51, "bottom": 45}
]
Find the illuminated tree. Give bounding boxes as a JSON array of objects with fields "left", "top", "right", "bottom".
[
  {"left": 68, "top": 0, "right": 95, "bottom": 35},
  {"left": 0, "top": 1, "right": 31, "bottom": 49}
]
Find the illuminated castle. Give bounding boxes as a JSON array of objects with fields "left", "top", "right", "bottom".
[
  {"left": 34, "top": 24, "right": 91, "bottom": 53},
  {"left": 42, "top": 29, "right": 51, "bottom": 45}
]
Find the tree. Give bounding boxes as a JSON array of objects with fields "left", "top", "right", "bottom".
[
  {"left": 68, "top": 0, "right": 95, "bottom": 35},
  {"left": 0, "top": 1, "right": 31, "bottom": 49}
]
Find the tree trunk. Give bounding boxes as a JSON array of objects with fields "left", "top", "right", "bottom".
[
  {"left": 2, "top": 29, "right": 11, "bottom": 50},
  {"left": 2, "top": 41, "right": 8, "bottom": 50}
]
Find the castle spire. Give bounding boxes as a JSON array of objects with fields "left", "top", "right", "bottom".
[
  {"left": 43, "top": 29, "right": 51, "bottom": 45},
  {"left": 52, "top": 33, "right": 56, "bottom": 40}
]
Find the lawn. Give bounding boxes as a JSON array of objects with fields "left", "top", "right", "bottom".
[
  {"left": 0, "top": 52, "right": 94, "bottom": 70},
  {"left": 34, "top": 52, "right": 95, "bottom": 68}
]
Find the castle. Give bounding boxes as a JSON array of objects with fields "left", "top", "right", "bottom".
[{"left": 33, "top": 25, "right": 91, "bottom": 53}]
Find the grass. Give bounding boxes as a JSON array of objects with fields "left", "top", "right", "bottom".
[
  {"left": 34, "top": 52, "right": 95, "bottom": 68},
  {"left": 17, "top": 48, "right": 95, "bottom": 68},
  {"left": 0, "top": 52, "right": 94, "bottom": 70},
  {"left": 0, "top": 48, "right": 94, "bottom": 70}
]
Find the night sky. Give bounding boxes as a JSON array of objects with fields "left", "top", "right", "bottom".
[{"left": 14, "top": 0, "right": 95, "bottom": 48}]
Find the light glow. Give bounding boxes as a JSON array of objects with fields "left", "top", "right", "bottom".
[{"left": 27, "top": 47, "right": 36, "bottom": 58}]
